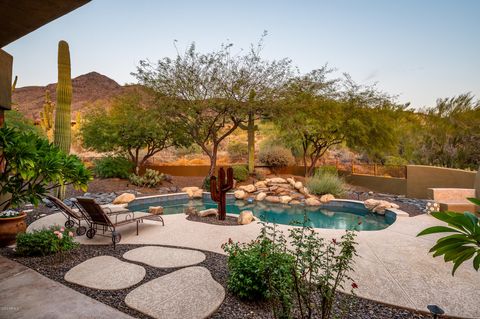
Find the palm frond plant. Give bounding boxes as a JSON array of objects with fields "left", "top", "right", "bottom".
[{"left": 417, "top": 197, "right": 480, "bottom": 275}]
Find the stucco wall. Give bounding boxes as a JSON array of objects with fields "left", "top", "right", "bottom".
[
  {"left": 406, "top": 165, "right": 477, "bottom": 199},
  {"left": 345, "top": 175, "right": 407, "bottom": 195},
  {"left": 0, "top": 49, "right": 13, "bottom": 110}
]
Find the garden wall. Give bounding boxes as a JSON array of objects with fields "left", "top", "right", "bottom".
[
  {"left": 345, "top": 175, "right": 407, "bottom": 195},
  {"left": 347, "top": 165, "right": 477, "bottom": 199},
  {"left": 406, "top": 165, "right": 477, "bottom": 199}
]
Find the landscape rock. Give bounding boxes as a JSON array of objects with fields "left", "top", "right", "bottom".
[
  {"left": 239, "top": 184, "right": 256, "bottom": 193},
  {"left": 280, "top": 196, "right": 292, "bottom": 204},
  {"left": 238, "top": 211, "right": 254, "bottom": 225},
  {"left": 364, "top": 199, "right": 400, "bottom": 214},
  {"left": 299, "top": 187, "right": 310, "bottom": 195},
  {"left": 183, "top": 206, "right": 198, "bottom": 216},
  {"left": 287, "top": 177, "right": 296, "bottom": 186},
  {"left": 268, "top": 177, "right": 287, "bottom": 184},
  {"left": 320, "top": 194, "right": 335, "bottom": 203},
  {"left": 265, "top": 196, "right": 281, "bottom": 203},
  {"left": 113, "top": 193, "right": 136, "bottom": 204},
  {"left": 255, "top": 192, "right": 267, "bottom": 201},
  {"left": 234, "top": 190, "right": 246, "bottom": 200},
  {"left": 191, "top": 189, "right": 203, "bottom": 199},
  {"left": 197, "top": 208, "right": 218, "bottom": 217},
  {"left": 305, "top": 197, "right": 321, "bottom": 206},
  {"left": 294, "top": 181, "right": 303, "bottom": 190},
  {"left": 289, "top": 200, "right": 302, "bottom": 205},
  {"left": 254, "top": 181, "right": 267, "bottom": 188},
  {"left": 148, "top": 206, "right": 164, "bottom": 215}
]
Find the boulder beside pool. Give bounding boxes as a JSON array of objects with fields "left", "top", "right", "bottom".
[
  {"left": 238, "top": 211, "right": 254, "bottom": 225},
  {"left": 113, "top": 193, "right": 135, "bottom": 204}
]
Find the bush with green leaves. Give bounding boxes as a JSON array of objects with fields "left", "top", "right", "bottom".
[
  {"left": 223, "top": 218, "right": 358, "bottom": 319},
  {"left": 314, "top": 165, "right": 338, "bottom": 176},
  {"left": 129, "top": 169, "right": 165, "bottom": 188},
  {"left": 306, "top": 171, "right": 345, "bottom": 196},
  {"left": 223, "top": 224, "right": 295, "bottom": 317},
  {"left": 93, "top": 155, "right": 134, "bottom": 179},
  {"left": 16, "top": 226, "right": 78, "bottom": 256},
  {"left": 232, "top": 165, "right": 249, "bottom": 182},
  {"left": 258, "top": 145, "right": 294, "bottom": 168},
  {"left": 417, "top": 197, "right": 480, "bottom": 275},
  {"left": 202, "top": 176, "right": 211, "bottom": 191},
  {"left": 227, "top": 141, "right": 248, "bottom": 160},
  {"left": 0, "top": 126, "right": 91, "bottom": 210}
]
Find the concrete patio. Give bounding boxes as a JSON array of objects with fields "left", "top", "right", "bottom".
[{"left": 27, "top": 212, "right": 480, "bottom": 318}]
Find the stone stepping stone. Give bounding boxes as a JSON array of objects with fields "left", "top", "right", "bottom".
[
  {"left": 123, "top": 246, "right": 206, "bottom": 268},
  {"left": 125, "top": 266, "right": 224, "bottom": 319},
  {"left": 65, "top": 256, "right": 145, "bottom": 290}
]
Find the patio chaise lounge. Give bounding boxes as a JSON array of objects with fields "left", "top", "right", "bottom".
[
  {"left": 46, "top": 195, "right": 130, "bottom": 236},
  {"left": 76, "top": 197, "right": 165, "bottom": 249}
]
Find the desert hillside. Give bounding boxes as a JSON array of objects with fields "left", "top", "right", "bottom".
[{"left": 12, "top": 72, "right": 126, "bottom": 120}]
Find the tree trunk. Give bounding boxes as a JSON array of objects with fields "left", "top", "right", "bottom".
[
  {"left": 247, "top": 112, "right": 255, "bottom": 174},
  {"left": 208, "top": 145, "right": 218, "bottom": 177}
]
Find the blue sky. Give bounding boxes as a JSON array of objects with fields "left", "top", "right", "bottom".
[{"left": 4, "top": 0, "right": 479, "bottom": 108}]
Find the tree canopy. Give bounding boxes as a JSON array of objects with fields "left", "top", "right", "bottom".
[{"left": 81, "top": 90, "right": 187, "bottom": 172}]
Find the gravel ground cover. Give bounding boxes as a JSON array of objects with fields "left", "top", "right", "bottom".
[{"left": 0, "top": 244, "right": 447, "bottom": 319}]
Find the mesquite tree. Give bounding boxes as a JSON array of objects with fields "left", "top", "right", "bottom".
[
  {"left": 81, "top": 90, "right": 187, "bottom": 173},
  {"left": 276, "top": 71, "right": 398, "bottom": 176},
  {"left": 133, "top": 37, "right": 291, "bottom": 177}
]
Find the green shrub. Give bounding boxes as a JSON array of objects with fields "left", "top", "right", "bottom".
[
  {"left": 227, "top": 141, "right": 248, "bottom": 160},
  {"left": 203, "top": 176, "right": 211, "bottom": 191},
  {"left": 306, "top": 171, "right": 345, "bottom": 196},
  {"left": 384, "top": 156, "right": 408, "bottom": 166},
  {"left": 222, "top": 229, "right": 294, "bottom": 305},
  {"left": 129, "top": 169, "right": 164, "bottom": 188},
  {"left": 175, "top": 144, "right": 203, "bottom": 156},
  {"left": 232, "top": 165, "right": 249, "bottom": 182},
  {"left": 258, "top": 145, "right": 294, "bottom": 168},
  {"left": 16, "top": 226, "right": 78, "bottom": 256},
  {"left": 93, "top": 155, "right": 134, "bottom": 179},
  {"left": 315, "top": 165, "right": 338, "bottom": 176}
]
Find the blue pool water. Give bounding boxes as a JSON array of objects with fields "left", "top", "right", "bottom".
[{"left": 129, "top": 197, "right": 395, "bottom": 231}]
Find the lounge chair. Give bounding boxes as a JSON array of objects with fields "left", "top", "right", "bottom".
[
  {"left": 76, "top": 197, "right": 164, "bottom": 248},
  {"left": 46, "top": 195, "right": 88, "bottom": 236},
  {"left": 46, "top": 195, "right": 131, "bottom": 236}
]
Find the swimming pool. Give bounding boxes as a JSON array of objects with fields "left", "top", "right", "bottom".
[{"left": 129, "top": 196, "right": 395, "bottom": 231}]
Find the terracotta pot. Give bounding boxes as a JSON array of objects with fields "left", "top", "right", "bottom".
[{"left": 0, "top": 212, "right": 27, "bottom": 247}]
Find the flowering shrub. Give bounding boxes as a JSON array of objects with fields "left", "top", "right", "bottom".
[
  {"left": 223, "top": 217, "right": 358, "bottom": 319},
  {"left": 0, "top": 210, "right": 21, "bottom": 218},
  {"left": 16, "top": 226, "right": 78, "bottom": 256}
]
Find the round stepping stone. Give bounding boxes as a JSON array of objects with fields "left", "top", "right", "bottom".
[
  {"left": 65, "top": 256, "right": 145, "bottom": 290},
  {"left": 125, "top": 266, "right": 224, "bottom": 319},
  {"left": 123, "top": 246, "right": 206, "bottom": 268}
]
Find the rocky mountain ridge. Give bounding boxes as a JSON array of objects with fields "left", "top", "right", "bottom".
[{"left": 12, "top": 72, "right": 127, "bottom": 119}]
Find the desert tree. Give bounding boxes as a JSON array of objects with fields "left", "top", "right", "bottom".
[
  {"left": 133, "top": 38, "right": 291, "bottom": 177},
  {"left": 276, "top": 71, "right": 398, "bottom": 176},
  {"left": 81, "top": 90, "right": 187, "bottom": 173}
]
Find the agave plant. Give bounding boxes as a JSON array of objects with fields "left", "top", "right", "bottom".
[{"left": 417, "top": 198, "right": 480, "bottom": 275}]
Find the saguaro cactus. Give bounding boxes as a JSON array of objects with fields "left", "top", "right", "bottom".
[
  {"left": 53, "top": 40, "right": 72, "bottom": 154},
  {"left": 210, "top": 167, "right": 234, "bottom": 220},
  {"left": 40, "top": 90, "right": 54, "bottom": 137}
]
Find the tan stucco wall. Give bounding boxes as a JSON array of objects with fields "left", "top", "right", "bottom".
[
  {"left": 0, "top": 49, "right": 13, "bottom": 110},
  {"left": 407, "top": 165, "right": 477, "bottom": 199},
  {"left": 345, "top": 175, "right": 407, "bottom": 195}
]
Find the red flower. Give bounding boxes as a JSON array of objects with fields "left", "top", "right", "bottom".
[
  {"left": 351, "top": 282, "right": 358, "bottom": 289},
  {"left": 357, "top": 220, "right": 362, "bottom": 225},
  {"left": 228, "top": 238, "right": 233, "bottom": 244},
  {"left": 332, "top": 238, "right": 337, "bottom": 245}
]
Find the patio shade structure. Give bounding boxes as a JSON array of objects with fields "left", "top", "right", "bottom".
[{"left": 0, "top": 0, "right": 91, "bottom": 123}]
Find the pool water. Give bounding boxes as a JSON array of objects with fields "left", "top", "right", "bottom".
[{"left": 129, "top": 198, "right": 394, "bottom": 231}]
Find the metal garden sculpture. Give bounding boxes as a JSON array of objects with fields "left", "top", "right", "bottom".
[{"left": 210, "top": 167, "right": 234, "bottom": 220}]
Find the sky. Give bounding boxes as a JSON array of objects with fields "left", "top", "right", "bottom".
[{"left": 4, "top": 0, "right": 480, "bottom": 108}]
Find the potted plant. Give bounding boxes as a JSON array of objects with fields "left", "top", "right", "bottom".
[{"left": 0, "top": 126, "right": 91, "bottom": 246}]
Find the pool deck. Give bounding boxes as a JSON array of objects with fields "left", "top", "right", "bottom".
[{"left": 26, "top": 211, "right": 480, "bottom": 318}]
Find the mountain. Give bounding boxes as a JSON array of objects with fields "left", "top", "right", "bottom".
[{"left": 12, "top": 72, "right": 126, "bottom": 120}]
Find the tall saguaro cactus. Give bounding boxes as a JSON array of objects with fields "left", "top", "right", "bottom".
[
  {"left": 210, "top": 167, "right": 234, "bottom": 220},
  {"left": 53, "top": 40, "right": 72, "bottom": 154}
]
